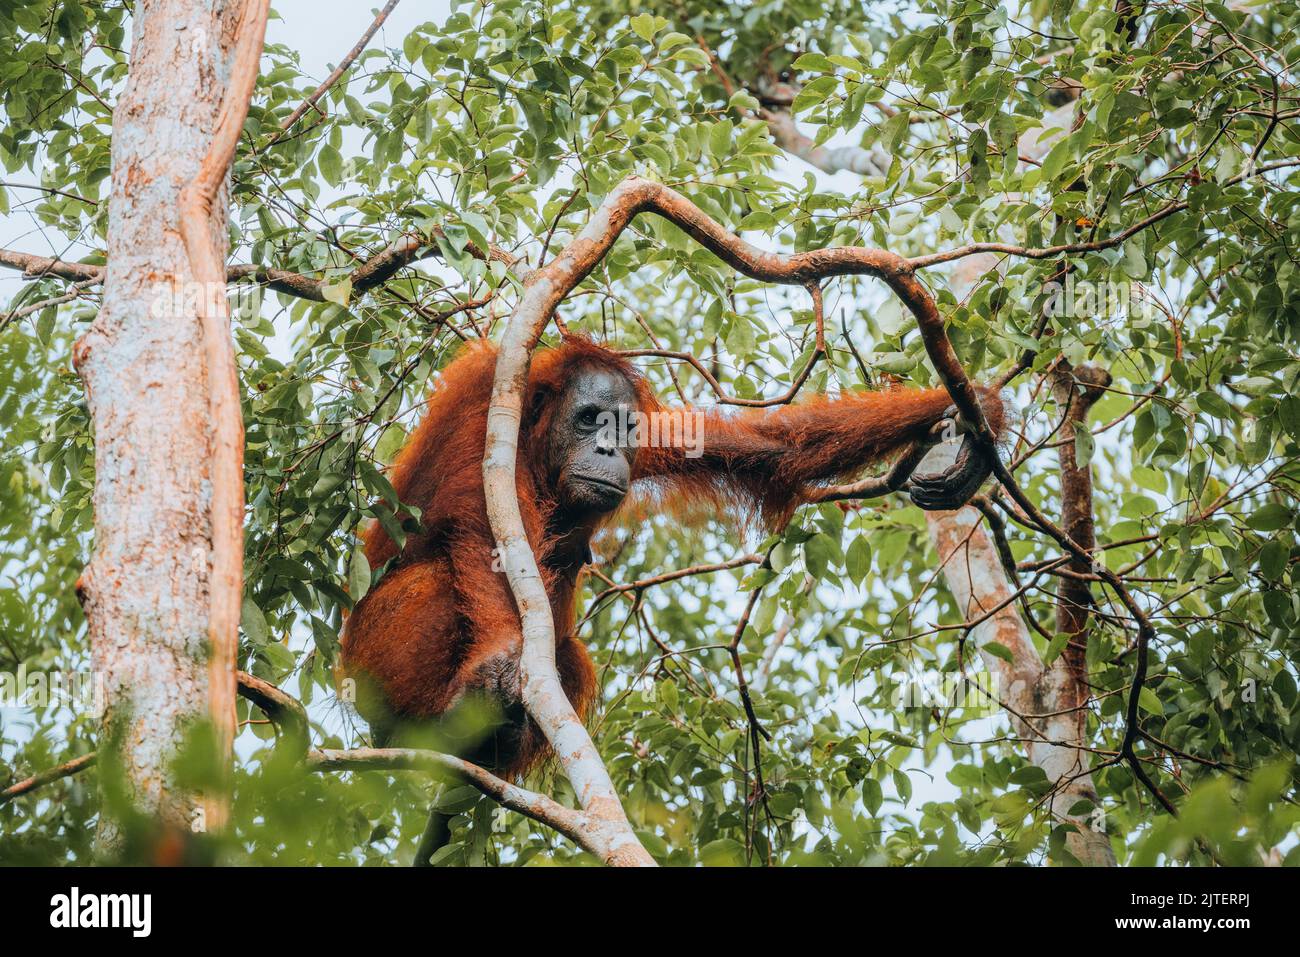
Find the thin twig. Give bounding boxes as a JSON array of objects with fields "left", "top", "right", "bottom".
[{"left": 265, "top": 1, "right": 402, "bottom": 146}]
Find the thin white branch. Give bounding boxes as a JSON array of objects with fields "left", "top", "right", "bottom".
[{"left": 760, "top": 107, "right": 890, "bottom": 177}]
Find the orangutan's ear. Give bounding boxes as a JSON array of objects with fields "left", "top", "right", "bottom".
[{"left": 524, "top": 381, "right": 556, "bottom": 428}]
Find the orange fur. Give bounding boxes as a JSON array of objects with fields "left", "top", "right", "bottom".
[{"left": 341, "top": 336, "right": 1002, "bottom": 778}]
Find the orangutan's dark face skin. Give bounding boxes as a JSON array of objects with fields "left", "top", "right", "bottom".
[{"left": 546, "top": 368, "right": 639, "bottom": 517}]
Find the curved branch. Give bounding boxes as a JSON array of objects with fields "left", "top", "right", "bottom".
[
  {"left": 2, "top": 740, "right": 619, "bottom": 864},
  {"left": 482, "top": 174, "right": 992, "bottom": 868},
  {"left": 235, "top": 670, "right": 309, "bottom": 757},
  {"left": 305, "top": 748, "right": 603, "bottom": 856},
  {"left": 537, "top": 176, "right": 986, "bottom": 424}
]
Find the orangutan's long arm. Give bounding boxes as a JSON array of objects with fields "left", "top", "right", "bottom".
[{"left": 632, "top": 385, "right": 1003, "bottom": 525}]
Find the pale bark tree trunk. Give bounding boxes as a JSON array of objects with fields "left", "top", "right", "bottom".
[
  {"left": 72, "top": 0, "right": 267, "bottom": 848},
  {"left": 926, "top": 506, "right": 1116, "bottom": 865}
]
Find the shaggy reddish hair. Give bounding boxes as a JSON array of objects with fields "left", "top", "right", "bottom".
[{"left": 344, "top": 335, "right": 1002, "bottom": 778}]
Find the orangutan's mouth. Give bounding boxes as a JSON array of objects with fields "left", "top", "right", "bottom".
[{"left": 575, "top": 475, "right": 627, "bottom": 495}]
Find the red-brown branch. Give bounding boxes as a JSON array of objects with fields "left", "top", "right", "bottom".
[
  {"left": 1050, "top": 363, "right": 1111, "bottom": 715},
  {"left": 1, "top": 228, "right": 514, "bottom": 305}
]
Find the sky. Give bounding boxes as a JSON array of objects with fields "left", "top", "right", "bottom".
[{"left": 0, "top": 1, "right": 451, "bottom": 301}]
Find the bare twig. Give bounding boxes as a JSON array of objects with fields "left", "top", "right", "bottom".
[
  {"left": 0, "top": 753, "right": 97, "bottom": 803},
  {"left": 266, "top": 1, "right": 402, "bottom": 146}
]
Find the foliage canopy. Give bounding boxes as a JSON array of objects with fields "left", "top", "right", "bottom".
[{"left": 1, "top": 0, "right": 1298, "bottom": 865}]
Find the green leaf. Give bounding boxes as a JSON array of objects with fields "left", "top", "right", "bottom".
[
  {"left": 318, "top": 144, "right": 343, "bottom": 185},
  {"left": 1040, "top": 138, "right": 1070, "bottom": 183},
  {"left": 1010, "top": 765, "right": 1050, "bottom": 787},
  {"left": 1074, "top": 428, "right": 1094, "bottom": 467},
  {"left": 862, "top": 777, "right": 883, "bottom": 816},
  {"left": 658, "top": 677, "right": 678, "bottom": 713},
  {"left": 321, "top": 279, "right": 352, "bottom": 306},
  {"left": 1258, "top": 540, "right": 1287, "bottom": 581},
  {"left": 791, "top": 75, "right": 838, "bottom": 114},
  {"left": 241, "top": 598, "right": 269, "bottom": 645},
  {"left": 700, "top": 838, "right": 745, "bottom": 867},
  {"left": 893, "top": 768, "right": 913, "bottom": 807},
  {"left": 708, "top": 119, "right": 733, "bottom": 160},
  {"left": 983, "top": 641, "right": 1015, "bottom": 663},
  {"left": 630, "top": 13, "right": 657, "bottom": 43},
  {"left": 1196, "top": 391, "right": 1233, "bottom": 418},
  {"left": 1042, "top": 632, "right": 1071, "bottom": 666},
  {"left": 793, "top": 53, "right": 835, "bottom": 73},
  {"left": 846, "top": 535, "right": 872, "bottom": 584},
  {"left": 1122, "top": 242, "right": 1147, "bottom": 280},
  {"left": 1137, "top": 686, "right": 1164, "bottom": 716},
  {"left": 1248, "top": 503, "right": 1292, "bottom": 532},
  {"left": 348, "top": 548, "right": 371, "bottom": 603}
]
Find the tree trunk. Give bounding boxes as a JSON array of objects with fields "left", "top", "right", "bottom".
[
  {"left": 1049, "top": 363, "right": 1112, "bottom": 743},
  {"left": 927, "top": 505, "right": 1116, "bottom": 865},
  {"left": 72, "top": 0, "right": 264, "bottom": 850}
]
